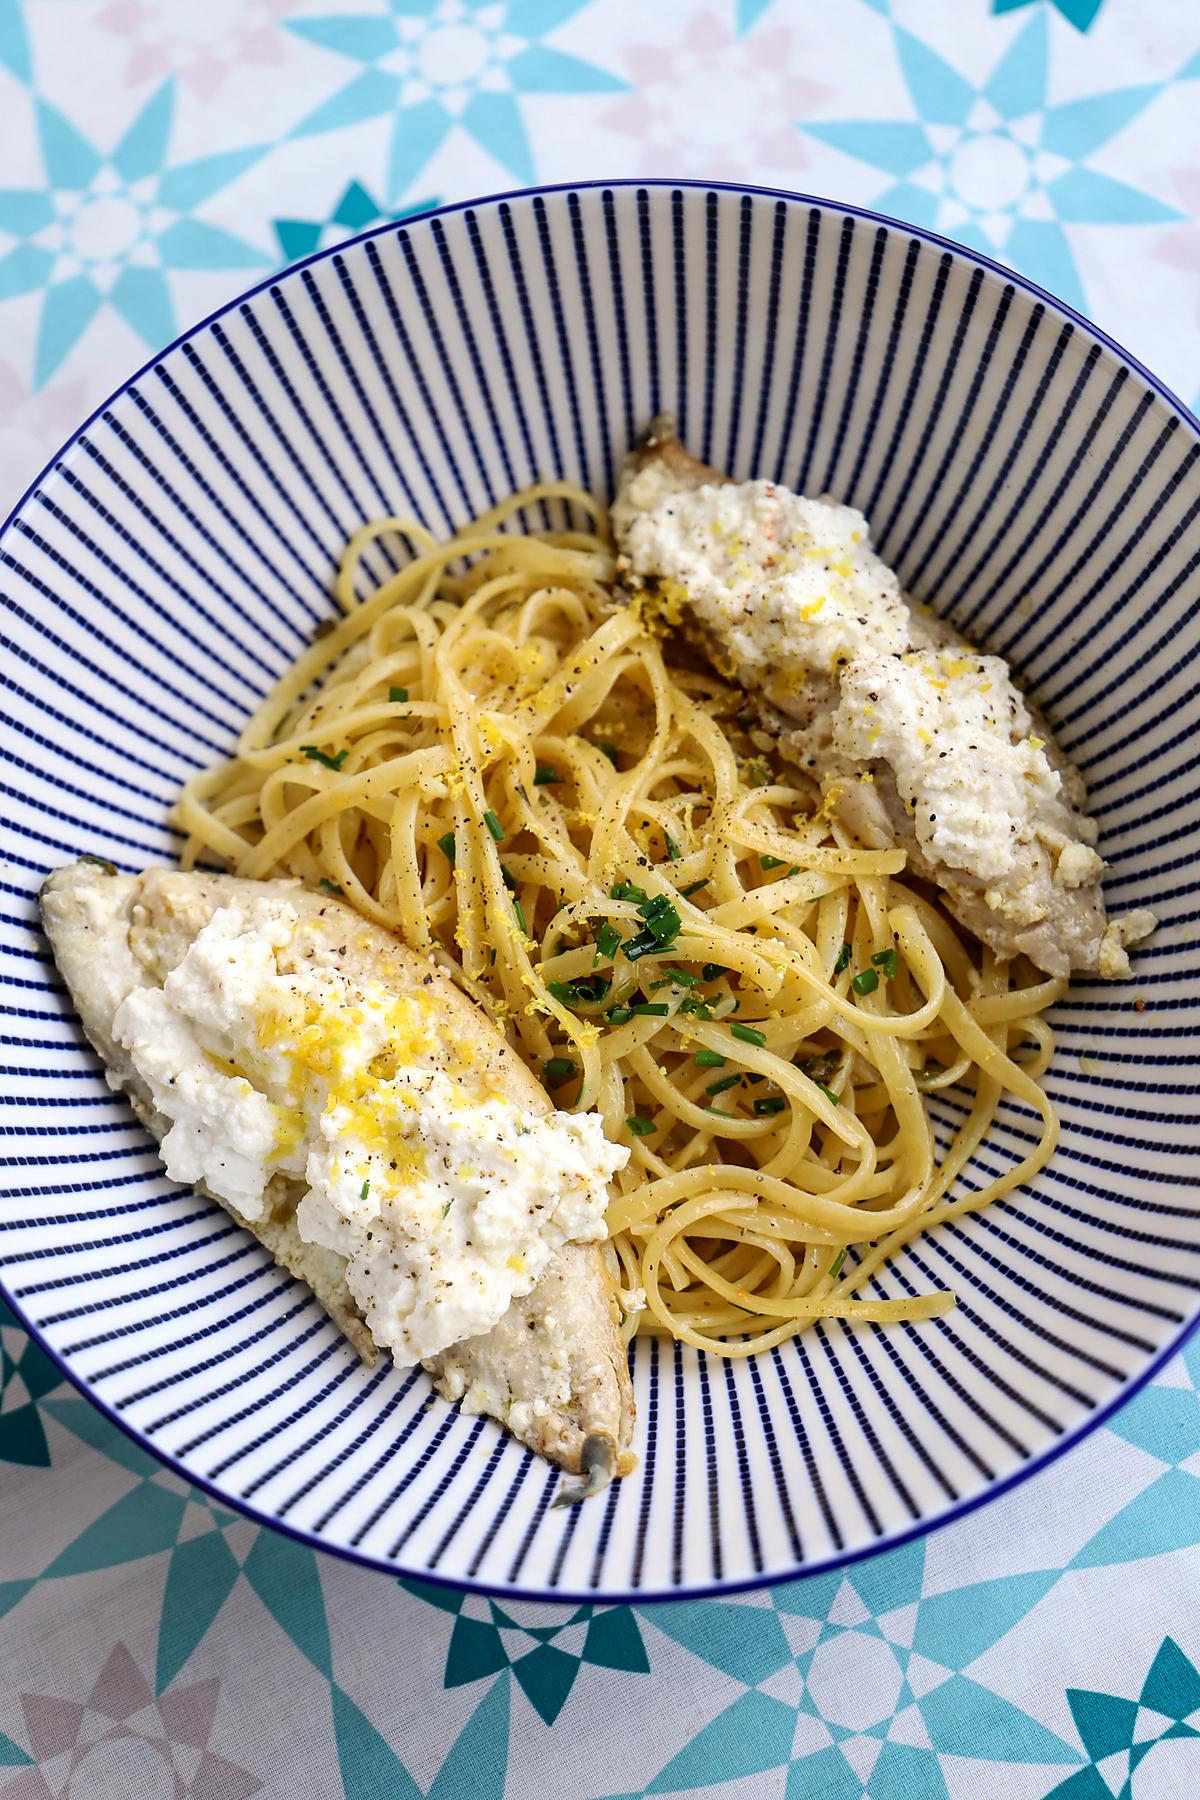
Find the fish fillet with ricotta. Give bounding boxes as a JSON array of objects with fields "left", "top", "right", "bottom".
[
  {"left": 40, "top": 860, "right": 636, "bottom": 1489},
  {"left": 612, "top": 420, "right": 1154, "bottom": 980}
]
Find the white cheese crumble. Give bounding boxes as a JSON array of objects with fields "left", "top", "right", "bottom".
[
  {"left": 620, "top": 474, "right": 910, "bottom": 691},
  {"left": 832, "top": 649, "right": 1061, "bottom": 885},
  {"left": 110, "top": 900, "right": 627, "bottom": 1366}
]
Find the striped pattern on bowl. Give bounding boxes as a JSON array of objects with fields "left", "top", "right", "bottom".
[{"left": 1, "top": 182, "right": 1196, "bottom": 1601}]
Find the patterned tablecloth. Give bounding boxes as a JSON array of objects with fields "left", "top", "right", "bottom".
[{"left": 3, "top": 2, "right": 1200, "bottom": 1795}]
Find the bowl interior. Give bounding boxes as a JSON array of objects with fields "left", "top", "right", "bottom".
[{"left": 1, "top": 182, "right": 1197, "bottom": 1601}]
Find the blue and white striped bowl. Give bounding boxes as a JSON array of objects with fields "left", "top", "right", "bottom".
[{"left": 2, "top": 182, "right": 1197, "bottom": 1603}]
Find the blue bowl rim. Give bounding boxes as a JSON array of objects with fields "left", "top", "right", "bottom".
[{"left": 2, "top": 175, "right": 1197, "bottom": 1606}]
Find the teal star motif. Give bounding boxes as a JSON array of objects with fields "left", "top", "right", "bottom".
[
  {"left": 0, "top": 1299, "right": 60, "bottom": 1467},
  {"left": 994, "top": 0, "right": 1105, "bottom": 30},
  {"left": 0, "top": 79, "right": 268, "bottom": 389},
  {"left": 800, "top": 11, "right": 1183, "bottom": 314},
  {"left": 287, "top": 0, "right": 626, "bottom": 202},
  {"left": 400, "top": 1577, "right": 649, "bottom": 1724},
  {"left": 639, "top": 1539, "right": 1082, "bottom": 1795},
  {"left": 1049, "top": 1638, "right": 1200, "bottom": 1798},
  {"left": 272, "top": 179, "right": 439, "bottom": 266}
]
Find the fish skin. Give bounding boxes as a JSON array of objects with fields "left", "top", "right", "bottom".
[{"left": 40, "top": 860, "right": 635, "bottom": 1483}]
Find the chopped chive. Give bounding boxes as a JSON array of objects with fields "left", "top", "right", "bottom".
[
  {"left": 598, "top": 741, "right": 619, "bottom": 767},
  {"left": 657, "top": 966, "right": 699, "bottom": 987},
  {"left": 621, "top": 929, "right": 661, "bottom": 961},
  {"left": 754, "top": 1095, "right": 787, "bottom": 1116},
  {"left": 500, "top": 865, "right": 518, "bottom": 891},
  {"left": 851, "top": 968, "right": 879, "bottom": 996},
  {"left": 548, "top": 975, "right": 610, "bottom": 1007},
  {"left": 483, "top": 809, "right": 505, "bottom": 842},
  {"left": 389, "top": 686, "right": 408, "bottom": 703},
  {"left": 300, "top": 744, "right": 349, "bottom": 771},
  {"left": 610, "top": 881, "right": 649, "bottom": 905},
  {"left": 702, "top": 963, "right": 728, "bottom": 983},
  {"left": 787, "top": 865, "right": 800, "bottom": 876},
  {"left": 318, "top": 877, "right": 344, "bottom": 895},
  {"left": 872, "top": 948, "right": 900, "bottom": 980},
  {"left": 437, "top": 831, "right": 456, "bottom": 864},
  {"left": 631, "top": 1002, "right": 669, "bottom": 1018},
  {"left": 829, "top": 1248, "right": 846, "bottom": 1278},
  {"left": 703, "top": 1105, "right": 731, "bottom": 1118},
  {"left": 834, "top": 943, "right": 852, "bottom": 975},
  {"left": 664, "top": 831, "right": 682, "bottom": 861},
  {"left": 513, "top": 898, "right": 528, "bottom": 935},
  {"left": 442, "top": 1199, "right": 454, "bottom": 1219},
  {"left": 817, "top": 1083, "right": 840, "bottom": 1106},
  {"left": 694, "top": 1049, "right": 726, "bottom": 1068},
  {"left": 544, "top": 1056, "right": 577, "bottom": 1080},
  {"left": 626, "top": 1115, "right": 656, "bottom": 1136},
  {"left": 706, "top": 1073, "right": 741, "bottom": 1096},
  {"left": 730, "top": 1022, "right": 766, "bottom": 1046},
  {"left": 759, "top": 854, "right": 786, "bottom": 870},
  {"left": 596, "top": 921, "right": 621, "bottom": 962},
  {"left": 534, "top": 765, "right": 560, "bottom": 785},
  {"left": 680, "top": 878, "right": 708, "bottom": 897},
  {"left": 678, "top": 997, "right": 714, "bottom": 1019},
  {"left": 605, "top": 1005, "right": 634, "bottom": 1025},
  {"left": 360, "top": 1179, "right": 370, "bottom": 1200}
]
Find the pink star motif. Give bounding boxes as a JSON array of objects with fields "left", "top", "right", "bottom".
[
  {"left": 601, "top": 10, "right": 828, "bottom": 183},
  {"left": 93, "top": 0, "right": 297, "bottom": 100},
  {"left": 7, "top": 1644, "right": 261, "bottom": 1800},
  {"left": 1154, "top": 170, "right": 1200, "bottom": 323}
]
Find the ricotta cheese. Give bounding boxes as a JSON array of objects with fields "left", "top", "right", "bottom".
[
  {"left": 110, "top": 899, "right": 627, "bottom": 1366},
  {"left": 832, "top": 649, "right": 1062, "bottom": 886},
  {"left": 620, "top": 476, "right": 910, "bottom": 693}
]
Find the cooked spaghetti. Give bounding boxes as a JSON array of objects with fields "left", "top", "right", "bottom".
[{"left": 174, "top": 484, "right": 1063, "bottom": 1358}]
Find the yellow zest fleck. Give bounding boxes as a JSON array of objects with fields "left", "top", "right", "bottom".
[{"left": 1029, "top": 735, "right": 1045, "bottom": 751}]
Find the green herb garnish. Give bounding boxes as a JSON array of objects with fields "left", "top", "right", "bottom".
[
  {"left": 759, "top": 854, "right": 786, "bottom": 870},
  {"left": 301, "top": 745, "right": 348, "bottom": 771},
  {"left": 534, "top": 765, "right": 560, "bottom": 785},
  {"left": 437, "top": 831, "right": 456, "bottom": 864},
  {"left": 677, "top": 997, "right": 714, "bottom": 1019},
  {"left": 730, "top": 1022, "right": 766, "bottom": 1046},
  {"left": 544, "top": 1056, "right": 577, "bottom": 1080},
  {"left": 754, "top": 1096, "right": 787, "bottom": 1116},
  {"left": 703, "top": 1106, "right": 731, "bottom": 1118},
  {"left": 834, "top": 943, "right": 852, "bottom": 975},
  {"left": 606, "top": 1005, "right": 634, "bottom": 1026},
  {"left": 610, "top": 881, "right": 649, "bottom": 905},
  {"left": 631, "top": 1002, "right": 669, "bottom": 1018},
  {"left": 598, "top": 741, "right": 619, "bottom": 767},
  {"left": 702, "top": 963, "right": 728, "bottom": 983},
  {"left": 360, "top": 1180, "right": 370, "bottom": 1200},
  {"left": 816, "top": 1083, "right": 840, "bottom": 1107},
  {"left": 389, "top": 686, "right": 408, "bottom": 702},
  {"left": 680, "top": 879, "right": 708, "bottom": 897},
  {"left": 626, "top": 1115, "right": 656, "bottom": 1136},
  {"left": 829, "top": 1249, "right": 846, "bottom": 1278},
  {"left": 706, "top": 1073, "right": 741, "bottom": 1096},
  {"left": 596, "top": 921, "right": 622, "bottom": 962},
  {"left": 872, "top": 948, "right": 899, "bottom": 980},
  {"left": 513, "top": 899, "right": 528, "bottom": 935},
  {"left": 664, "top": 831, "right": 682, "bottom": 861},
  {"left": 694, "top": 1050, "right": 726, "bottom": 1068},
  {"left": 851, "top": 968, "right": 879, "bottom": 996},
  {"left": 318, "top": 877, "right": 343, "bottom": 895},
  {"left": 483, "top": 809, "right": 505, "bottom": 842}
]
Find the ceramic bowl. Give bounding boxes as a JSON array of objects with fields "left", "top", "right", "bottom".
[{"left": 2, "top": 181, "right": 1196, "bottom": 1601}]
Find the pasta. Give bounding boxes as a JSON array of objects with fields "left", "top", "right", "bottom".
[{"left": 175, "top": 485, "right": 1064, "bottom": 1358}]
